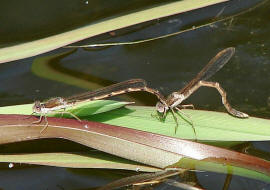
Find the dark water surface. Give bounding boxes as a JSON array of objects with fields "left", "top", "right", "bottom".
[{"left": 0, "top": 0, "right": 270, "bottom": 189}]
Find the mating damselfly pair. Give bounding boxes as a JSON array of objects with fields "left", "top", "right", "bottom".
[{"left": 31, "top": 47, "right": 248, "bottom": 133}]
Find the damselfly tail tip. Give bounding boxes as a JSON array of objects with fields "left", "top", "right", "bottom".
[
  {"left": 124, "top": 101, "right": 136, "bottom": 105},
  {"left": 227, "top": 47, "right": 235, "bottom": 52},
  {"left": 221, "top": 47, "right": 235, "bottom": 57},
  {"left": 231, "top": 108, "right": 249, "bottom": 118},
  {"left": 238, "top": 112, "right": 249, "bottom": 118}
]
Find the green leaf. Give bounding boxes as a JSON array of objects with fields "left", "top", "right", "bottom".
[
  {"left": 0, "top": 100, "right": 269, "bottom": 141},
  {"left": 86, "top": 105, "right": 270, "bottom": 141},
  {"left": 174, "top": 157, "right": 270, "bottom": 183},
  {"left": 0, "top": 152, "right": 160, "bottom": 172}
]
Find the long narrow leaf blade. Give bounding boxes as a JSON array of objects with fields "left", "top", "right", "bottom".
[
  {"left": 0, "top": 102, "right": 270, "bottom": 141},
  {"left": 94, "top": 106, "right": 270, "bottom": 141},
  {"left": 0, "top": 152, "right": 160, "bottom": 172},
  {"left": 0, "top": 114, "right": 270, "bottom": 183},
  {"left": 0, "top": 0, "right": 230, "bottom": 63}
]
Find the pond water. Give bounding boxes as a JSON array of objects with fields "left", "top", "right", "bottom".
[{"left": 0, "top": 0, "right": 270, "bottom": 189}]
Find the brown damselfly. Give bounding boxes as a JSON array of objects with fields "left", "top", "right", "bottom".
[
  {"left": 32, "top": 79, "right": 166, "bottom": 132},
  {"left": 155, "top": 47, "right": 249, "bottom": 133}
]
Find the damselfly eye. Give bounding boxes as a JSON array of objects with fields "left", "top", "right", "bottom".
[
  {"left": 156, "top": 102, "right": 166, "bottom": 113},
  {"left": 33, "top": 101, "right": 41, "bottom": 112}
]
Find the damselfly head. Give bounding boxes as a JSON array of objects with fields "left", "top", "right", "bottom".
[
  {"left": 156, "top": 101, "right": 169, "bottom": 114},
  {"left": 32, "top": 101, "right": 42, "bottom": 113}
]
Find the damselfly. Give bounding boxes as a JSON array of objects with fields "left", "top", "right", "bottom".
[
  {"left": 32, "top": 79, "right": 166, "bottom": 132},
  {"left": 155, "top": 47, "right": 248, "bottom": 133}
]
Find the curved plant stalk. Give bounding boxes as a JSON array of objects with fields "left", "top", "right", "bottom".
[{"left": 31, "top": 49, "right": 105, "bottom": 90}]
